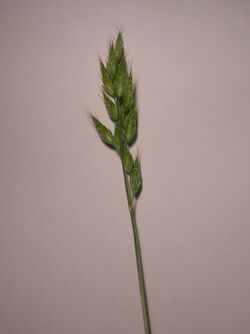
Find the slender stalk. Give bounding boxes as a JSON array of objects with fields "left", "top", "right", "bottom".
[{"left": 121, "top": 161, "right": 151, "bottom": 334}]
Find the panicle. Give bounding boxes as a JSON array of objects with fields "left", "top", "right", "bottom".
[{"left": 91, "top": 31, "right": 142, "bottom": 197}]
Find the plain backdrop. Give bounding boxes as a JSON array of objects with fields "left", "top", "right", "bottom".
[{"left": 1, "top": 1, "right": 250, "bottom": 333}]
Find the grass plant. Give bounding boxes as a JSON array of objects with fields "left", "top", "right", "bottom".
[{"left": 90, "top": 30, "right": 151, "bottom": 334}]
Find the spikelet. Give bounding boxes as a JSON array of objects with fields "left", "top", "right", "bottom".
[
  {"left": 123, "top": 147, "right": 134, "bottom": 174},
  {"left": 124, "top": 107, "right": 137, "bottom": 145},
  {"left": 107, "top": 42, "right": 117, "bottom": 79},
  {"left": 113, "top": 60, "right": 127, "bottom": 100},
  {"left": 100, "top": 60, "right": 114, "bottom": 97},
  {"left": 123, "top": 70, "right": 134, "bottom": 113},
  {"left": 103, "top": 93, "right": 117, "bottom": 121},
  {"left": 114, "top": 73, "right": 126, "bottom": 99},
  {"left": 114, "top": 31, "right": 124, "bottom": 61},
  {"left": 113, "top": 125, "right": 122, "bottom": 155},
  {"left": 91, "top": 115, "right": 114, "bottom": 146},
  {"left": 130, "top": 155, "right": 142, "bottom": 195}
]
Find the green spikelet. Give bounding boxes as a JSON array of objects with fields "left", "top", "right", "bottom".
[
  {"left": 114, "top": 31, "right": 124, "bottom": 61},
  {"left": 123, "top": 71, "right": 134, "bottom": 113},
  {"left": 113, "top": 125, "right": 122, "bottom": 155},
  {"left": 124, "top": 107, "right": 137, "bottom": 145},
  {"left": 107, "top": 42, "right": 117, "bottom": 79},
  {"left": 114, "top": 62, "right": 127, "bottom": 99},
  {"left": 103, "top": 93, "right": 117, "bottom": 121},
  {"left": 113, "top": 45, "right": 129, "bottom": 100},
  {"left": 114, "top": 74, "right": 126, "bottom": 99},
  {"left": 123, "top": 147, "right": 134, "bottom": 174},
  {"left": 130, "top": 155, "right": 142, "bottom": 195},
  {"left": 119, "top": 50, "right": 128, "bottom": 78},
  {"left": 100, "top": 60, "right": 114, "bottom": 97},
  {"left": 91, "top": 115, "right": 114, "bottom": 146}
]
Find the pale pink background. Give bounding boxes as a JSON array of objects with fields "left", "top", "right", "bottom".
[{"left": 1, "top": 1, "right": 250, "bottom": 333}]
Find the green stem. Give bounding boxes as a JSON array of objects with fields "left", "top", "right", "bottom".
[{"left": 121, "top": 161, "right": 151, "bottom": 334}]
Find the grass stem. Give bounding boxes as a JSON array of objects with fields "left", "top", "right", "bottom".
[{"left": 121, "top": 161, "right": 151, "bottom": 334}]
